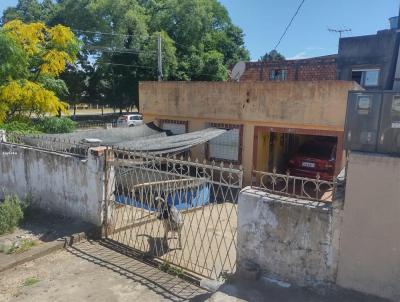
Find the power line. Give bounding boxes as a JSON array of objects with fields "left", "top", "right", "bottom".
[
  {"left": 83, "top": 45, "right": 157, "bottom": 55},
  {"left": 72, "top": 29, "right": 145, "bottom": 38},
  {"left": 73, "top": 28, "right": 196, "bottom": 51},
  {"left": 273, "top": 0, "right": 306, "bottom": 50},
  {"left": 98, "top": 62, "right": 156, "bottom": 69},
  {"left": 73, "top": 28, "right": 230, "bottom": 78}
]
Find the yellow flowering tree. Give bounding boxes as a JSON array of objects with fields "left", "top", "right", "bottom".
[{"left": 0, "top": 20, "right": 79, "bottom": 122}]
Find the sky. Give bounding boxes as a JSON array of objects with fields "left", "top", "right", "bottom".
[{"left": 1, "top": 0, "right": 399, "bottom": 61}]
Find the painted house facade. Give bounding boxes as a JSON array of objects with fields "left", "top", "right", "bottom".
[{"left": 139, "top": 81, "right": 361, "bottom": 184}]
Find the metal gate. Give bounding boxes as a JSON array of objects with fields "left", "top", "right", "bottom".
[{"left": 104, "top": 148, "right": 243, "bottom": 280}]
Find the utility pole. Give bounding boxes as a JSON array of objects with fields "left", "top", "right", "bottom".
[
  {"left": 157, "top": 33, "right": 163, "bottom": 81},
  {"left": 328, "top": 27, "right": 352, "bottom": 39}
]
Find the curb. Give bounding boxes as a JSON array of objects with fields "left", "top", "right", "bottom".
[{"left": 0, "top": 231, "right": 91, "bottom": 273}]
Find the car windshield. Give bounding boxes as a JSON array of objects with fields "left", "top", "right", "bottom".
[{"left": 298, "top": 142, "right": 332, "bottom": 158}]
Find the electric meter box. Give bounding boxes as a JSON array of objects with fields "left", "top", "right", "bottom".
[
  {"left": 377, "top": 92, "right": 400, "bottom": 154},
  {"left": 344, "top": 91, "right": 383, "bottom": 152}
]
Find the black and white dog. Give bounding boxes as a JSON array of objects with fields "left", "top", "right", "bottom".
[{"left": 156, "top": 197, "right": 184, "bottom": 249}]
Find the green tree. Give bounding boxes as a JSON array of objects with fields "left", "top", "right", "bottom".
[
  {"left": 260, "top": 50, "right": 285, "bottom": 62},
  {"left": 3, "top": 0, "right": 250, "bottom": 111},
  {"left": 1, "top": 0, "right": 56, "bottom": 25}
]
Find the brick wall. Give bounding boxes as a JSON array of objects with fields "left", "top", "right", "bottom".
[{"left": 239, "top": 55, "right": 337, "bottom": 82}]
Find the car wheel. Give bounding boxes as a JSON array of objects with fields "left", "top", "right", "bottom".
[{"left": 129, "top": 124, "right": 135, "bottom": 127}]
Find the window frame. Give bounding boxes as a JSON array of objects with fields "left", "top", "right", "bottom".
[
  {"left": 351, "top": 68, "right": 380, "bottom": 87},
  {"left": 206, "top": 123, "right": 243, "bottom": 164},
  {"left": 269, "top": 69, "right": 288, "bottom": 81},
  {"left": 158, "top": 119, "right": 188, "bottom": 135}
]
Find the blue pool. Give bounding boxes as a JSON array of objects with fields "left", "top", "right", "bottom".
[{"left": 115, "top": 184, "right": 210, "bottom": 211}]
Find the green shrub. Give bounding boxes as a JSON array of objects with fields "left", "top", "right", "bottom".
[
  {"left": 23, "top": 277, "right": 39, "bottom": 286},
  {"left": 34, "top": 117, "right": 76, "bottom": 133},
  {"left": 0, "top": 121, "right": 41, "bottom": 134},
  {"left": 7, "top": 239, "right": 37, "bottom": 254},
  {"left": 0, "top": 194, "right": 25, "bottom": 235}
]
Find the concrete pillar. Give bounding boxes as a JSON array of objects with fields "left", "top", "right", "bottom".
[
  {"left": 0, "top": 130, "right": 6, "bottom": 142},
  {"left": 241, "top": 124, "right": 254, "bottom": 185}
]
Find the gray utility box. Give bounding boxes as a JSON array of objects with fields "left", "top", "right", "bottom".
[
  {"left": 377, "top": 92, "right": 400, "bottom": 154},
  {"left": 345, "top": 91, "right": 383, "bottom": 152}
]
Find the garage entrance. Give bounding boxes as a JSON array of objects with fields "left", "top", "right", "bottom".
[{"left": 253, "top": 127, "right": 344, "bottom": 179}]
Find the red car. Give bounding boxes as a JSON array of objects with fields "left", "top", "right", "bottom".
[{"left": 288, "top": 140, "right": 337, "bottom": 181}]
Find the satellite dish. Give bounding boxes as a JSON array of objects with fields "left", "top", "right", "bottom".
[{"left": 231, "top": 61, "right": 246, "bottom": 82}]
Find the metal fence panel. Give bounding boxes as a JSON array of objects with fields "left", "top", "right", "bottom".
[
  {"left": 105, "top": 149, "right": 243, "bottom": 280},
  {"left": 252, "top": 169, "right": 338, "bottom": 202}
]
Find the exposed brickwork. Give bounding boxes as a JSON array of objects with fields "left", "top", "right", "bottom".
[{"left": 239, "top": 55, "right": 338, "bottom": 82}]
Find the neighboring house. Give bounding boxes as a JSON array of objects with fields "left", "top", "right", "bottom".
[
  {"left": 337, "top": 28, "right": 399, "bottom": 90},
  {"left": 239, "top": 55, "right": 337, "bottom": 82},
  {"left": 139, "top": 81, "right": 361, "bottom": 184},
  {"left": 240, "top": 17, "right": 400, "bottom": 91}
]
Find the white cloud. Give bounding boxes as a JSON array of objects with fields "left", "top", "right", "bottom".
[
  {"left": 287, "top": 51, "right": 309, "bottom": 60},
  {"left": 305, "top": 46, "right": 324, "bottom": 51}
]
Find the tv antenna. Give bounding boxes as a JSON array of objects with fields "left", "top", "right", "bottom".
[{"left": 328, "top": 27, "right": 352, "bottom": 38}]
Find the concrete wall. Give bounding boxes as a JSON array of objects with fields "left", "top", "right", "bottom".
[
  {"left": 337, "top": 153, "right": 400, "bottom": 301},
  {"left": 0, "top": 143, "right": 107, "bottom": 226},
  {"left": 237, "top": 187, "right": 342, "bottom": 287},
  {"left": 338, "top": 30, "right": 399, "bottom": 90}
]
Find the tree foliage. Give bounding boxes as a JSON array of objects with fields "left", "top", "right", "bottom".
[
  {"left": 260, "top": 50, "right": 285, "bottom": 62},
  {"left": 2, "top": 0, "right": 250, "bottom": 110},
  {"left": 0, "top": 20, "right": 79, "bottom": 122}
]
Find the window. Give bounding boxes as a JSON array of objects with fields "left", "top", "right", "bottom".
[
  {"left": 159, "top": 119, "right": 187, "bottom": 135},
  {"left": 207, "top": 123, "right": 242, "bottom": 162},
  {"left": 391, "top": 95, "right": 400, "bottom": 128},
  {"left": 130, "top": 115, "right": 142, "bottom": 120},
  {"left": 351, "top": 69, "right": 380, "bottom": 87},
  {"left": 269, "top": 69, "right": 288, "bottom": 81}
]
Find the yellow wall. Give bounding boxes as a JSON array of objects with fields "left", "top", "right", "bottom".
[
  {"left": 140, "top": 81, "right": 362, "bottom": 184},
  {"left": 140, "top": 81, "right": 361, "bottom": 130}
]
